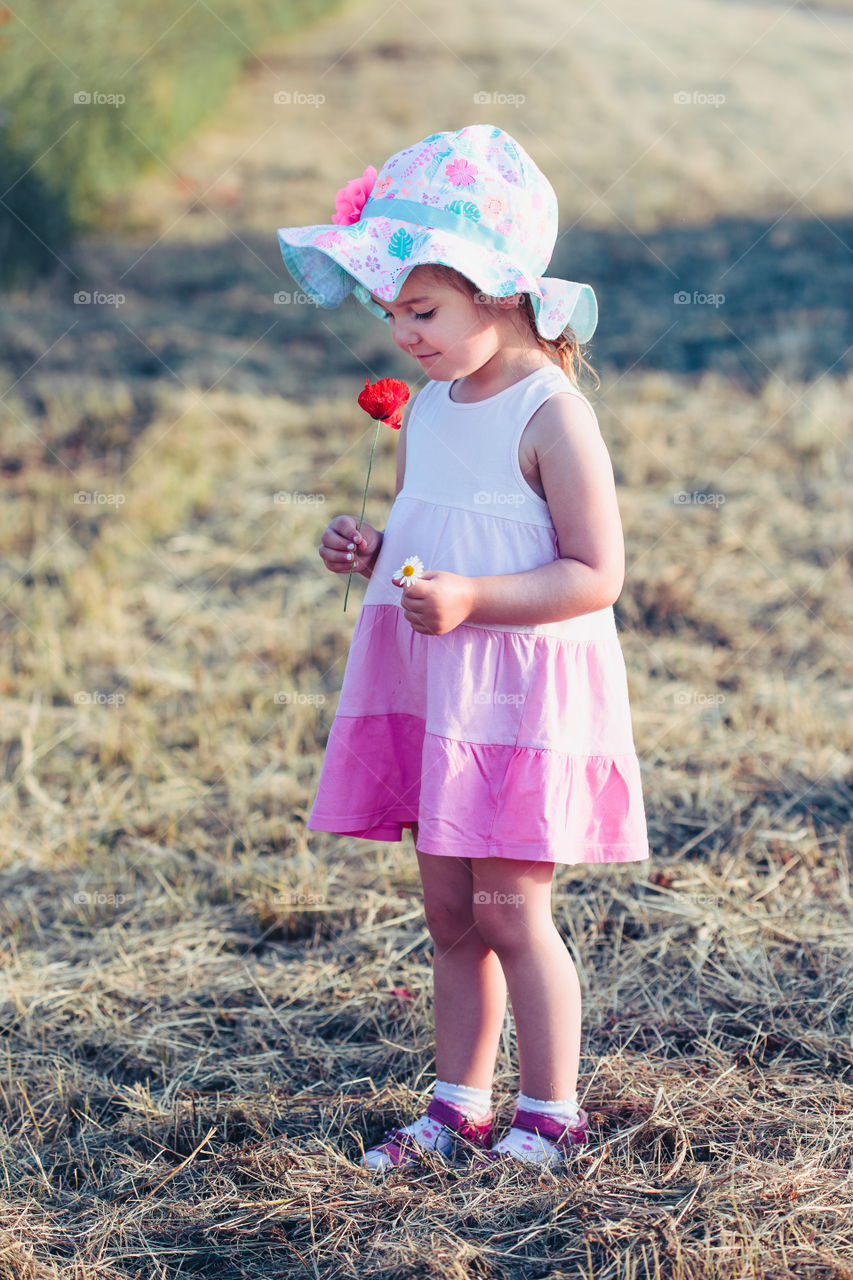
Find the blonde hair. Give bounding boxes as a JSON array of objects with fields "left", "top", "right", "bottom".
[{"left": 418, "top": 263, "right": 600, "bottom": 391}]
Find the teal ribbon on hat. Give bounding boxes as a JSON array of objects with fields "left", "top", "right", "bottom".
[{"left": 358, "top": 197, "right": 544, "bottom": 281}]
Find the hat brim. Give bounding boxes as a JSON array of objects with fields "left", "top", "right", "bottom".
[
  {"left": 276, "top": 217, "right": 597, "bottom": 344},
  {"left": 532, "top": 278, "right": 598, "bottom": 345}
]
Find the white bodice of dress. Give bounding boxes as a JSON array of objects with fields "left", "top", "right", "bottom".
[{"left": 362, "top": 364, "right": 618, "bottom": 642}]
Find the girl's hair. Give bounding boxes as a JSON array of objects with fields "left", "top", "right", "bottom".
[{"left": 419, "top": 264, "right": 600, "bottom": 390}]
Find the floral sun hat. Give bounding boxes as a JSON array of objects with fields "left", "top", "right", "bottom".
[{"left": 276, "top": 124, "right": 598, "bottom": 344}]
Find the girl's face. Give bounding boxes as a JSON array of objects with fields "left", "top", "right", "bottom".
[{"left": 368, "top": 269, "right": 521, "bottom": 381}]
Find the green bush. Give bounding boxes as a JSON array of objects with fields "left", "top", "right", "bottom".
[{"left": 0, "top": 0, "right": 347, "bottom": 289}]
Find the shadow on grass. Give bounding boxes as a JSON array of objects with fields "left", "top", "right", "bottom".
[{"left": 1, "top": 209, "right": 851, "bottom": 424}]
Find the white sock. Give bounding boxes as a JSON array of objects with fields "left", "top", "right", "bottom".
[
  {"left": 490, "top": 1090, "right": 580, "bottom": 1167},
  {"left": 433, "top": 1079, "right": 493, "bottom": 1123},
  {"left": 517, "top": 1091, "right": 580, "bottom": 1123},
  {"left": 362, "top": 1080, "right": 492, "bottom": 1170}
]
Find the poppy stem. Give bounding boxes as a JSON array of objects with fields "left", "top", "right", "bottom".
[{"left": 344, "top": 417, "right": 383, "bottom": 612}]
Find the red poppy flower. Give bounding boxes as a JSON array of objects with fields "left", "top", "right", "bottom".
[
  {"left": 343, "top": 377, "right": 411, "bottom": 611},
  {"left": 357, "top": 376, "right": 410, "bottom": 429}
]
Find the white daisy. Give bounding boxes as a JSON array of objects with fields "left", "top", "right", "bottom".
[{"left": 391, "top": 555, "right": 425, "bottom": 589}]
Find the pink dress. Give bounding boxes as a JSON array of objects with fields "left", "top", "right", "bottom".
[{"left": 307, "top": 364, "right": 650, "bottom": 865}]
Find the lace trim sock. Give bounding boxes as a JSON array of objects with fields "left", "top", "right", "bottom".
[
  {"left": 490, "top": 1090, "right": 581, "bottom": 1167},
  {"left": 433, "top": 1079, "right": 493, "bottom": 1123},
  {"left": 517, "top": 1091, "right": 580, "bottom": 1123},
  {"left": 363, "top": 1080, "right": 493, "bottom": 1170}
]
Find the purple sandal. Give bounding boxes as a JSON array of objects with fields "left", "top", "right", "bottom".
[
  {"left": 361, "top": 1096, "right": 494, "bottom": 1170},
  {"left": 474, "top": 1105, "right": 590, "bottom": 1168}
]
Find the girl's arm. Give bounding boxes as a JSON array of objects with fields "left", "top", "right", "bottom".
[
  {"left": 357, "top": 392, "right": 412, "bottom": 578},
  {"left": 465, "top": 393, "right": 625, "bottom": 625}
]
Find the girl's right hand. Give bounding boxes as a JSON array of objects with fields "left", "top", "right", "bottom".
[{"left": 319, "top": 515, "right": 382, "bottom": 577}]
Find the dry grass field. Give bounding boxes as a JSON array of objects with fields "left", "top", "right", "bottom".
[{"left": 1, "top": 0, "right": 852, "bottom": 1276}]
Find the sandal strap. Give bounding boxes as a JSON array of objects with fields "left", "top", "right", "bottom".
[
  {"left": 426, "top": 1097, "right": 493, "bottom": 1146},
  {"left": 369, "top": 1124, "right": 434, "bottom": 1165},
  {"left": 367, "top": 1103, "right": 494, "bottom": 1167},
  {"left": 510, "top": 1107, "right": 589, "bottom": 1148}
]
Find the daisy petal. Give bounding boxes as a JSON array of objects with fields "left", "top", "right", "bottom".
[{"left": 392, "top": 555, "right": 425, "bottom": 588}]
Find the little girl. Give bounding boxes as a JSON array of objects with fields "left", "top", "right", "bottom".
[{"left": 276, "top": 124, "right": 650, "bottom": 1171}]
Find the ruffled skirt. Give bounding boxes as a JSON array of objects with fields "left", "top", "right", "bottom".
[{"left": 307, "top": 604, "right": 649, "bottom": 865}]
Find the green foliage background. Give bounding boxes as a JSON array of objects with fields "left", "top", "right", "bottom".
[{"left": 0, "top": 0, "right": 346, "bottom": 288}]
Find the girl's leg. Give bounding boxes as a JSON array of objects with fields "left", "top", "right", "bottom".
[
  {"left": 470, "top": 858, "right": 581, "bottom": 1101},
  {"left": 414, "top": 832, "right": 508, "bottom": 1090}
]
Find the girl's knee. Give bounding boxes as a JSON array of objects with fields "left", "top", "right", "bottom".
[
  {"left": 417, "top": 849, "right": 476, "bottom": 949},
  {"left": 423, "top": 899, "right": 477, "bottom": 950},
  {"left": 470, "top": 859, "right": 557, "bottom": 954},
  {"left": 472, "top": 898, "right": 553, "bottom": 955},
  {"left": 471, "top": 901, "right": 517, "bottom": 954}
]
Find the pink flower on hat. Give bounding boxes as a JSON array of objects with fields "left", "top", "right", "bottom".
[
  {"left": 332, "top": 165, "right": 378, "bottom": 225},
  {"left": 446, "top": 158, "right": 478, "bottom": 187}
]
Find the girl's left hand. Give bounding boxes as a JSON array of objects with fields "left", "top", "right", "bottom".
[{"left": 395, "top": 571, "right": 474, "bottom": 635}]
